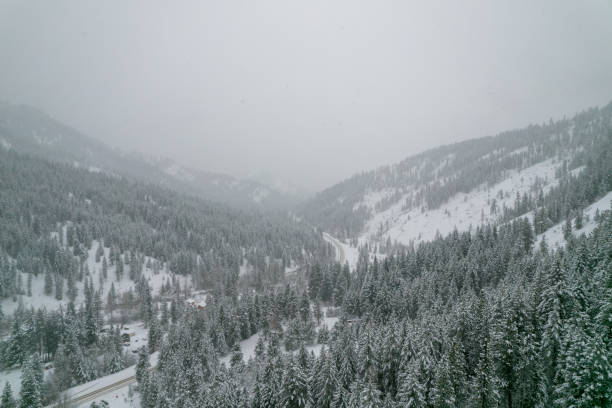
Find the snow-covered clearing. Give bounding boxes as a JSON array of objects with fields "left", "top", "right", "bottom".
[
  {"left": 0, "top": 367, "right": 27, "bottom": 398},
  {"left": 1, "top": 239, "right": 190, "bottom": 315},
  {"left": 219, "top": 306, "right": 340, "bottom": 365},
  {"left": 361, "top": 158, "right": 561, "bottom": 246},
  {"left": 536, "top": 191, "right": 612, "bottom": 249}
]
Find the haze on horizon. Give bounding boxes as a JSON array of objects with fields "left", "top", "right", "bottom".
[{"left": 1, "top": 0, "right": 611, "bottom": 192}]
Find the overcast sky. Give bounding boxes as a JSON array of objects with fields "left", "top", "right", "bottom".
[{"left": 1, "top": 0, "right": 611, "bottom": 191}]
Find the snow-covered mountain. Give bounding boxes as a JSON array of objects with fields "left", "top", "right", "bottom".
[
  {"left": 0, "top": 103, "right": 299, "bottom": 210},
  {"left": 302, "top": 103, "right": 612, "bottom": 247}
]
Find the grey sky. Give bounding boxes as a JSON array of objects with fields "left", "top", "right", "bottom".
[{"left": 1, "top": 0, "right": 611, "bottom": 191}]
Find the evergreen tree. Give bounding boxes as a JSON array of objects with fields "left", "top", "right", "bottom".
[
  {"left": 358, "top": 380, "right": 382, "bottom": 408},
  {"left": 67, "top": 272, "right": 77, "bottom": 302},
  {"left": 19, "top": 356, "right": 43, "bottom": 408},
  {"left": 281, "top": 360, "right": 312, "bottom": 408},
  {"left": 43, "top": 269, "right": 53, "bottom": 296},
  {"left": 563, "top": 217, "right": 573, "bottom": 241},
  {"left": 554, "top": 318, "right": 611, "bottom": 407},
  {"left": 1, "top": 382, "right": 16, "bottom": 408},
  {"left": 313, "top": 352, "right": 339, "bottom": 408},
  {"left": 26, "top": 274, "right": 32, "bottom": 297},
  {"left": 136, "top": 346, "right": 150, "bottom": 385},
  {"left": 54, "top": 274, "right": 63, "bottom": 300},
  {"left": 148, "top": 316, "right": 161, "bottom": 353},
  {"left": 470, "top": 339, "right": 500, "bottom": 408},
  {"left": 102, "top": 257, "right": 108, "bottom": 280},
  {"left": 106, "top": 283, "right": 117, "bottom": 322}
]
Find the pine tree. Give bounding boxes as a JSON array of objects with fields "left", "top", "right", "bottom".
[
  {"left": 255, "top": 335, "right": 266, "bottom": 361},
  {"left": 563, "top": 217, "right": 572, "bottom": 241},
  {"left": 67, "top": 272, "right": 77, "bottom": 302},
  {"left": 26, "top": 274, "right": 32, "bottom": 297},
  {"left": 358, "top": 380, "right": 382, "bottom": 408},
  {"left": 160, "top": 301, "right": 169, "bottom": 327},
  {"left": 4, "top": 320, "right": 25, "bottom": 367},
  {"left": 1, "top": 382, "right": 16, "bottom": 408},
  {"left": 106, "top": 282, "right": 117, "bottom": 322},
  {"left": 470, "top": 339, "right": 500, "bottom": 408},
  {"left": 52, "top": 343, "right": 73, "bottom": 389},
  {"left": 43, "top": 269, "right": 53, "bottom": 296},
  {"left": 397, "top": 354, "right": 431, "bottom": 408},
  {"left": 314, "top": 301, "right": 323, "bottom": 326},
  {"left": 136, "top": 346, "right": 150, "bottom": 385},
  {"left": 538, "top": 257, "right": 572, "bottom": 401},
  {"left": 313, "top": 352, "right": 339, "bottom": 408},
  {"left": 54, "top": 274, "right": 63, "bottom": 300},
  {"left": 299, "top": 292, "right": 312, "bottom": 322},
  {"left": 574, "top": 210, "right": 583, "bottom": 230},
  {"left": 431, "top": 354, "right": 457, "bottom": 408},
  {"left": 281, "top": 360, "right": 312, "bottom": 408},
  {"left": 554, "top": 318, "right": 611, "bottom": 407},
  {"left": 141, "top": 370, "right": 159, "bottom": 408},
  {"left": 148, "top": 316, "right": 161, "bottom": 353},
  {"left": 230, "top": 343, "right": 244, "bottom": 370},
  {"left": 19, "top": 356, "right": 43, "bottom": 408},
  {"left": 102, "top": 257, "right": 108, "bottom": 280},
  {"left": 84, "top": 278, "right": 98, "bottom": 345}
]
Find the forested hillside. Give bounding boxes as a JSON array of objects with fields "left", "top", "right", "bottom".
[
  {"left": 0, "top": 102, "right": 610, "bottom": 408},
  {"left": 0, "top": 147, "right": 334, "bottom": 404},
  {"left": 302, "top": 103, "right": 612, "bottom": 245},
  {"left": 134, "top": 191, "right": 612, "bottom": 407},
  {"left": 0, "top": 148, "right": 331, "bottom": 303},
  {"left": 0, "top": 104, "right": 300, "bottom": 210}
]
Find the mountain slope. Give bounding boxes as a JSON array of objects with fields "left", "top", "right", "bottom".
[
  {"left": 0, "top": 147, "right": 331, "bottom": 305},
  {"left": 0, "top": 104, "right": 298, "bottom": 210},
  {"left": 302, "top": 102, "right": 612, "bottom": 246}
]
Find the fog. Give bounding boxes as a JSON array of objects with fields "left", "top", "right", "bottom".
[{"left": 1, "top": 0, "right": 611, "bottom": 191}]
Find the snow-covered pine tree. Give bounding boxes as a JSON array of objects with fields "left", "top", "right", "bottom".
[
  {"left": 1, "top": 382, "right": 16, "bottom": 408},
  {"left": 280, "top": 359, "right": 312, "bottom": 408},
  {"left": 19, "top": 356, "right": 43, "bottom": 408}
]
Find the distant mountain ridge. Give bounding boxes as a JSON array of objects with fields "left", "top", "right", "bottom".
[
  {"left": 301, "top": 102, "right": 612, "bottom": 246},
  {"left": 0, "top": 103, "right": 299, "bottom": 210}
]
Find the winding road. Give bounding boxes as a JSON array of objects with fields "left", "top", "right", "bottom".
[
  {"left": 49, "top": 353, "right": 159, "bottom": 407},
  {"left": 64, "top": 375, "right": 137, "bottom": 406},
  {"left": 322, "top": 232, "right": 345, "bottom": 264}
]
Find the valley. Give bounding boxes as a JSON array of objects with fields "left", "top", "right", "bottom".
[{"left": 0, "top": 102, "right": 610, "bottom": 408}]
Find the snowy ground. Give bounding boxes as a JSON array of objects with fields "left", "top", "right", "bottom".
[
  {"left": 0, "top": 321, "right": 149, "bottom": 401},
  {"left": 218, "top": 306, "right": 340, "bottom": 365},
  {"left": 219, "top": 332, "right": 262, "bottom": 366},
  {"left": 359, "top": 158, "right": 563, "bottom": 246},
  {"left": 1, "top": 239, "right": 190, "bottom": 315},
  {"left": 64, "top": 352, "right": 160, "bottom": 408},
  {"left": 536, "top": 191, "right": 612, "bottom": 249},
  {"left": 118, "top": 321, "right": 150, "bottom": 354},
  {"left": 0, "top": 367, "right": 26, "bottom": 399},
  {"left": 303, "top": 308, "right": 339, "bottom": 357}
]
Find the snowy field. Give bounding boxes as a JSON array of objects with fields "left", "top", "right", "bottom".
[
  {"left": 360, "top": 158, "right": 562, "bottom": 246},
  {"left": 536, "top": 191, "right": 612, "bottom": 249},
  {"left": 0, "top": 368, "right": 27, "bottom": 401},
  {"left": 1, "top": 237, "right": 190, "bottom": 315}
]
